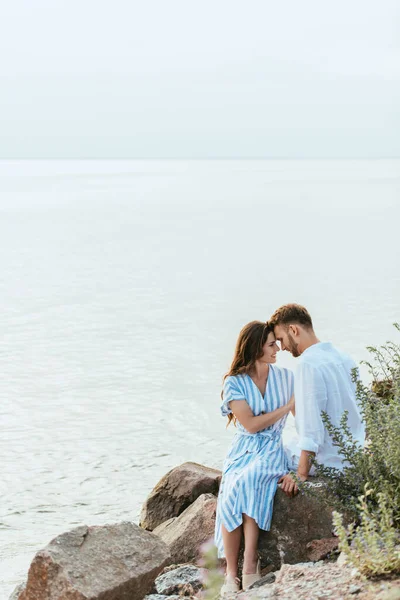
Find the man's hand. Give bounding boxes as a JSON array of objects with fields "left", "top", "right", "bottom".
[{"left": 278, "top": 473, "right": 298, "bottom": 497}]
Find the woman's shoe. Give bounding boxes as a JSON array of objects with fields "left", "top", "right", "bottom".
[
  {"left": 220, "top": 574, "right": 240, "bottom": 596},
  {"left": 242, "top": 559, "right": 261, "bottom": 590}
]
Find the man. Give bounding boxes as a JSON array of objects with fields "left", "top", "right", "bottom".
[{"left": 270, "top": 303, "right": 365, "bottom": 496}]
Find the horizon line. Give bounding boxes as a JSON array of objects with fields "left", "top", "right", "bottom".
[{"left": 1, "top": 156, "right": 400, "bottom": 161}]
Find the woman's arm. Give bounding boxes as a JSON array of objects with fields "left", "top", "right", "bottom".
[
  {"left": 289, "top": 395, "right": 295, "bottom": 416},
  {"left": 229, "top": 396, "right": 294, "bottom": 434}
]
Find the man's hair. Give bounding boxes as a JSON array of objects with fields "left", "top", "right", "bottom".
[{"left": 269, "top": 303, "right": 313, "bottom": 330}]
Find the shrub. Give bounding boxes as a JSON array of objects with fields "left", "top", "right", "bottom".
[
  {"left": 309, "top": 324, "right": 400, "bottom": 576},
  {"left": 333, "top": 487, "right": 400, "bottom": 576},
  {"left": 199, "top": 539, "right": 224, "bottom": 599}
]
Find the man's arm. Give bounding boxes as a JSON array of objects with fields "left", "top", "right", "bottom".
[
  {"left": 279, "top": 362, "right": 326, "bottom": 497},
  {"left": 297, "top": 449, "right": 315, "bottom": 479}
]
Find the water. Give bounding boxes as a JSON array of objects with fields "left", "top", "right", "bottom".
[{"left": 0, "top": 159, "right": 399, "bottom": 597}]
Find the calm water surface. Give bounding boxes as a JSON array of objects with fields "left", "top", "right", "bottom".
[{"left": 0, "top": 159, "right": 399, "bottom": 597}]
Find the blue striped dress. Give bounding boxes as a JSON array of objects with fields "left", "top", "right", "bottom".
[{"left": 214, "top": 365, "right": 294, "bottom": 558}]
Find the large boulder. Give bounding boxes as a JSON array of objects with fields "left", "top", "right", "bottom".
[
  {"left": 153, "top": 493, "right": 217, "bottom": 564},
  {"left": 146, "top": 465, "right": 334, "bottom": 572},
  {"left": 14, "top": 522, "right": 170, "bottom": 600},
  {"left": 258, "top": 479, "right": 335, "bottom": 570},
  {"left": 140, "top": 462, "right": 221, "bottom": 531}
]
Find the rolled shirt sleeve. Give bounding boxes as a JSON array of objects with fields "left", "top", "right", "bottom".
[
  {"left": 221, "top": 376, "right": 246, "bottom": 416},
  {"left": 287, "top": 369, "right": 294, "bottom": 402},
  {"left": 295, "top": 362, "right": 327, "bottom": 454}
]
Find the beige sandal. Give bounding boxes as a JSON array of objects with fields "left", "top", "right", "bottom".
[
  {"left": 242, "top": 559, "right": 261, "bottom": 590},
  {"left": 220, "top": 574, "right": 240, "bottom": 596}
]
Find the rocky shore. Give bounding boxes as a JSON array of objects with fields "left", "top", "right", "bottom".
[{"left": 10, "top": 462, "right": 400, "bottom": 600}]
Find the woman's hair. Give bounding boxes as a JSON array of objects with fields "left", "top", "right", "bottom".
[{"left": 222, "top": 320, "right": 274, "bottom": 427}]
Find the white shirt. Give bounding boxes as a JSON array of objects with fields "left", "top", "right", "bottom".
[{"left": 291, "top": 342, "right": 365, "bottom": 470}]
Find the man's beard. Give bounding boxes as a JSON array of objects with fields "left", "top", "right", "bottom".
[{"left": 287, "top": 332, "right": 301, "bottom": 357}]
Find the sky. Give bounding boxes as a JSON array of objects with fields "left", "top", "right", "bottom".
[{"left": 0, "top": 0, "right": 399, "bottom": 158}]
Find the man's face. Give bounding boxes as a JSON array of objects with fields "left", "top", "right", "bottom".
[{"left": 274, "top": 324, "right": 301, "bottom": 358}]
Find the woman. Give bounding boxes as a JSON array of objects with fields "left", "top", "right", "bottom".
[{"left": 215, "top": 321, "right": 294, "bottom": 594}]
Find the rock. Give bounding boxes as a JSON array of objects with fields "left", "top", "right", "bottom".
[
  {"left": 9, "top": 583, "right": 26, "bottom": 600},
  {"left": 245, "top": 561, "right": 400, "bottom": 600},
  {"left": 337, "top": 552, "right": 348, "bottom": 567},
  {"left": 259, "top": 480, "right": 334, "bottom": 570},
  {"left": 140, "top": 462, "right": 221, "bottom": 531},
  {"left": 248, "top": 572, "right": 276, "bottom": 589},
  {"left": 153, "top": 493, "right": 217, "bottom": 564},
  {"left": 154, "top": 564, "right": 203, "bottom": 596},
  {"left": 144, "top": 596, "right": 181, "bottom": 600},
  {"left": 241, "top": 584, "right": 277, "bottom": 599},
  {"left": 275, "top": 562, "right": 320, "bottom": 584},
  {"left": 306, "top": 537, "right": 339, "bottom": 561},
  {"left": 350, "top": 567, "right": 361, "bottom": 578},
  {"left": 16, "top": 522, "right": 170, "bottom": 600}
]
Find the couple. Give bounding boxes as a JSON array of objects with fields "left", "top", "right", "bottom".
[{"left": 214, "top": 304, "right": 365, "bottom": 594}]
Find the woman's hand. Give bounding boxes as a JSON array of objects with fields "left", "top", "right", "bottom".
[
  {"left": 278, "top": 471, "right": 308, "bottom": 497},
  {"left": 278, "top": 473, "right": 298, "bottom": 497}
]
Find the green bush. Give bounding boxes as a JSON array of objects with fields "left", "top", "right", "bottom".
[
  {"left": 310, "top": 324, "right": 400, "bottom": 576},
  {"left": 333, "top": 487, "right": 400, "bottom": 576}
]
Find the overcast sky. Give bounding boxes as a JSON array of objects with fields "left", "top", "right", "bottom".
[{"left": 0, "top": 0, "right": 399, "bottom": 158}]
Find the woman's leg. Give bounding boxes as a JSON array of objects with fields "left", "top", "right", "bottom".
[
  {"left": 221, "top": 523, "right": 242, "bottom": 578},
  {"left": 242, "top": 514, "right": 259, "bottom": 573}
]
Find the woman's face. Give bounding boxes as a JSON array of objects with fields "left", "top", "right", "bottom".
[{"left": 259, "top": 332, "right": 280, "bottom": 364}]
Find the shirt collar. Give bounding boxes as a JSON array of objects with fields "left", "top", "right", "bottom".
[{"left": 300, "top": 341, "right": 332, "bottom": 358}]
